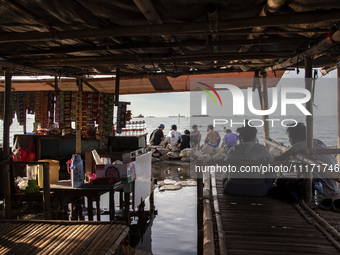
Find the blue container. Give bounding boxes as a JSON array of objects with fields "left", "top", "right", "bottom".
[{"left": 70, "top": 154, "right": 84, "bottom": 188}]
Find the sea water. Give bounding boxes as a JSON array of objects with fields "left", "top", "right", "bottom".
[{"left": 1, "top": 114, "right": 338, "bottom": 254}]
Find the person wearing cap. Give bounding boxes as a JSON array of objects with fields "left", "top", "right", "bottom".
[{"left": 149, "top": 124, "right": 165, "bottom": 146}]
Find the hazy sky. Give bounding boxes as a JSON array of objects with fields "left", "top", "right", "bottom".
[{"left": 121, "top": 69, "right": 338, "bottom": 117}]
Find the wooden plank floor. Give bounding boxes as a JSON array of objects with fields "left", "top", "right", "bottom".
[
  {"left": 0, "top": 220, "right": 129, "bottom": 254},
  {"left": 214, "top": 174, "right": 340, "bottom": 255}
]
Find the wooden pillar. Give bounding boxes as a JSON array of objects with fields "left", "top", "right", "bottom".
[
  {"left": 114, "top": 67, "right": 120, "bottom": 106},
  {"left": 338, "top": 66, "right": 340, "bottom": 165},
  {"left": 260, "top": 71, "right": 270, "bottom": 139},
  {"left": 55, "top": 76, "right": 59, "bottom": 91},
  {"left": 197, "top": 171, "right": 203, "bottom": 255},
  {"left": 88, "top": 196, "right": 94, "bottom": 221},
  {"left": 43, "top": 162, "right": 51, "bottom": 220},
  {"left": 2, "top": 69, "right": 12, "bottom": 219},
  {"left": 304, "top": 57, "right": 313, "bottom": 204},
  {"left": 109, "top": 190, "right": 115, "bottom": 221}
]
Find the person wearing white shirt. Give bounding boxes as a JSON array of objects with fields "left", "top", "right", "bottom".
[{"left": 166, "top": 124, "right": 182, "bottom": 146}]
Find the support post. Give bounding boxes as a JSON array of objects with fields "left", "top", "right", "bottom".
[
  {"left": 55, "top": 76, "right": 59, "bottom": 91},
  {"left": 197, "top": 171, "right": 203, "bottom": 255},
  {"left": 114, "top": 68, "right": 120, "bottom": 106},
  {"left": 338, "top": 66, "right": 340, "bottom": 165},
  {"left": 304, "top": 57, "right": 313, "bottom": 204},
  {"left": 2, "top": 69, "right": 12, "bottom": 219},
  {"left": 43, "top": 162, "right": 51, "bottom": 220},
  {"left": 260, "top": 71, "right": 270, "bottom": 139}
]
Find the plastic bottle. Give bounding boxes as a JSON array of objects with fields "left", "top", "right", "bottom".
[
  {"left": 314, "top": 180, "right": 323, "bottom": 205},
  {"left": 70, "top": 154, "right": 84, "bottom": 188}
]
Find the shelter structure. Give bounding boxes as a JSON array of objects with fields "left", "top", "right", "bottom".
[{"left": 1, "top": 1, "right": 340, "bottom": 254}]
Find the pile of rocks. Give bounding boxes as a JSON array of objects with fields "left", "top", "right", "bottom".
[
  {"left": 150, "top": 144, "right": 227, "bottom": 163},
  {"left": 150, "top": 146, "right": 191, "bottom": 162}
]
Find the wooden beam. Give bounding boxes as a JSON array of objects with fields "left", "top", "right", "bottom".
[
  {"left": 1, "top": 38, "right": 306, "bottom": 57},
  {"left": 238, "top": 0, "right": 288, "bottom": 53},
  {"left": 0, "top": 10, "right": 338, "bottom": 43},
  {"left": 31, "top": 51, "right": 294, "bottom": 67},
  {"left": 149, "top": 76, "right": 173, "bottom": 91},
  {"left": 265, "top": 30, "right": 340, "bottom": 72},
  {"left": 82, "top": 79, "right": 99, "bottom": 92},
  {"left": 0, "top": 59, "right": 60, "bottom": 76},
  {"left": 46, "top": 82, "right": 60, "bottom": 91}
]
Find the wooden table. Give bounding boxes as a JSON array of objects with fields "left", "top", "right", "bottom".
[{"left": 50, "top": 180, "right": 131, "bottom": 222}]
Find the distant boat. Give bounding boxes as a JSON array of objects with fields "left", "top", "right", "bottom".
[
  {"left": 169, "top": 114, "right": 185, "bottom": 117},
  {"left": 191, "top": 114, "right": 209, "bottom": 117},
  {"left": 134, "top": 114, "right": 144, "bottom": 118}
]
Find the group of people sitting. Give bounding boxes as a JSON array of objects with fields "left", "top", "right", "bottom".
[
  {"left": 149, "top": 124, "right": 195, "bottom": 151},
  {"left": 221, "top": 122, "right": 340, "bottom": 209},
  {"left": 150, "top": 121, "right": 340, "bottom": 205}
]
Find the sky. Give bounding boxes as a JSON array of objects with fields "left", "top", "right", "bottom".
[{"left": 121, "top": 69, "right": 339, "bottom": 117}]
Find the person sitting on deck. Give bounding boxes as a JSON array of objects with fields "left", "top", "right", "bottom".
[
  {"left": 223, "top": 122, "right": 275, "bottom": 197},
  {"left": 204, "top": 124, "right": 221, "bottom": 148},
  {"left": 275, "top": 122, "right": 340, "bottom": 198}
]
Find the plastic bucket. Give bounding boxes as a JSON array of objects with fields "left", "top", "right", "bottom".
[{"left": 38, "top": 160, "right": 60, "bottom": 187}]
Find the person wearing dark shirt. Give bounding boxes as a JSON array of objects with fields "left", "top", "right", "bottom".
[
  {"left": 150, "top": 124, "right": 165, "bottom": 146},
  {"left": 180, "top": 130, "right": 191, "bottom": 150}
]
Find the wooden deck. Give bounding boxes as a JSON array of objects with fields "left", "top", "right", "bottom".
[
  {"left": 213, "top": 173, "right": 340, "bottom": 255},
  {"left": 0, "top": 220, "right": 129, "bottom": 254}
]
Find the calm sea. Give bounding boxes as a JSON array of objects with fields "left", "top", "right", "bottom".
[{"left": 0, "top": 114, "right": 337, "bottom": 147}]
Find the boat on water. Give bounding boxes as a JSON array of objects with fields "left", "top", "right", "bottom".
[
  {"left": 134, "top": 114, "right": 144, "bottom": 118},
  {"left": 169, "top": 114, "right": 185, "bottom": 117},
  {"left": 191, "top": 114, "right": 209, "bottom": 117}
]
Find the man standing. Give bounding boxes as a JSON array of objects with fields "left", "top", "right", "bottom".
[{"left": 149, "top": 124, "right": 165, "bottom": 146}]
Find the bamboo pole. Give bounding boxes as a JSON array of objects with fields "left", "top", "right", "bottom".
[
  {"left": 203, "top": 172, "right": 214, "bottom": 255},
  {"left": 2, "top": 69, "right": 12, "bottom": 219},
  {"left": 211, "top": 172, "right": 227, "bottom": 255},
  {"left": 304, "top": 57, "right": 313, "bottom": 204},
  {"left": 300, "top": 202, "right": 340, "bottom": 243},
  {"left": 294, "top": 204, "right": 340, "bottom": 251}
]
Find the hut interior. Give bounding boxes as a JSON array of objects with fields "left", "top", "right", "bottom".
[{"left": 0, "top": 0, "right": 339, "bottom": 91}]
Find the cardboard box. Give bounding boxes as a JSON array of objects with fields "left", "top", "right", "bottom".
[
  {"left": 95, "top": 161, "right": 137, "bottom": 184},
  {"left": 95, "top": 164, "right": 121, "bottom": 183}
]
